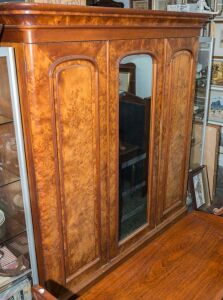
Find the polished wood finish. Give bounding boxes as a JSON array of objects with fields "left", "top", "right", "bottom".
[
  {"left": 80, "top": 211, "right": 223, "bottom": 300},
  {"left": 0, "top": 3, "right": 209, "bottom": 296},
  {"left": 0, "top": 57, "right": 13, "bottom": 120},
  {"left": 23, "top": 41, "right": 108, "bottom": 291},
  {"left": 0, "top": 4, "right": 208, "bottom": 43},
  {"left": 157, "top": 38, "right": 198, "bottom": 223}
]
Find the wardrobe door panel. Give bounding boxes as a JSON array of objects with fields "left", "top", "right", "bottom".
[
  {"left": 157, "top": 38, "right": 199, "bottom": 223},
  {"left": 53, "top": 60, "right": 100, "bottom": 277},
  {"left": 23, "top": 42, "right": 108, "bottom": 294},
  {"left": 109, "top": 39, "right": 164, "bottom": 258}
]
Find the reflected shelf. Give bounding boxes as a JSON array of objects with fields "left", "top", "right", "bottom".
[
  {"left": 0, "top": 169, "right": 20, "bottom": 187},
  {"left": 0, "top": 269, "right": 31, "bottom": 295},
  {"left": 0, "top": 216, "right": 26, "bottom": 246},
  {"left": 0, "top": 117, "right": 13, "bottom": 126}
]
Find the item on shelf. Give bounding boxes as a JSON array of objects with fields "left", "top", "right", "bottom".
[
  {"left": 0, "top": 277, "right": 32, "bottom": 300},
  {"left": 26, "top": 0, "right": 86, "bottom": 4},
  {"left": 0, "top": 124, "right": 19, "bottom": 181},
  {"left": 93, "top": 0, "right": 124, "bottom": 7},
  {"left": 12, "top": 193, "right": 24, "bottom": 212},
  {"left": 132, "top": 0, "right": 149, "bottom": 9},
  {"left": 8, "top": 233, "right": 28, "bottom": 256},
  {"left": 0, "top": 181, "right": 24, "bottom": 218},
  {"left": 0, "top": 210, "right": 5, "bottom": 240},
  {"left": 196, "top": 63, "right": 203, "bottom": 79},
  {"left": 167, "top": 0, "right": 216, "bottom": 12},
  {"left": 197, "top": 0, "right": 211, "bottom": 11},
  {"left": 0, "top": 246, "right": 29, "bottom": 277}
]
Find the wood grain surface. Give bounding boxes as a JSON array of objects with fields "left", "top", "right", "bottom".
[
  {"left": 0, "top": 56, "right": 13, "bottom": 120},
  {"left": 22, "top": 41, "right": 108, "bottom": 292},
  {"left": 0, "top": 3, "right": 209, "bottom": 43},
  {"left": 79, "top": 211, "right": 223, "bottom": 300},
  {"left": 157, "top": 38, "right": 199, "bottom": 224}
]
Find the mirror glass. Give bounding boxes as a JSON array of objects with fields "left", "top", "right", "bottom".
[{"left": 119, "top": 54, "right": 152, "bottom": 240}]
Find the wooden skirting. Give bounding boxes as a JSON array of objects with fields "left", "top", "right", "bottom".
[{"left": 79, "top": 211, "right": 223, "bottom": 300}]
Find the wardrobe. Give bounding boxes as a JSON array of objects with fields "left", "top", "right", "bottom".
[{"left": 0, "top": 3, "right": 209, "bottom": 297}]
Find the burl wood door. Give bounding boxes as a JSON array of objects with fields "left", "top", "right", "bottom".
[
  {"left": 109, "top": 39, "right": 164, "bottom": 258},
  {"left": 22, "top": 42, "right": 108, "bottom": 292},
  {"left": 156, "top": 37, "right": 199, "bottom": 224}
]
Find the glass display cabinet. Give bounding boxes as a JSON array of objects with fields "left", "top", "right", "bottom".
[
  {"left": 0, "top": 47, "right": 38, "bottom": 297},
  {"left": 190, "top": 37, "right": 214, "bottom": 169}
]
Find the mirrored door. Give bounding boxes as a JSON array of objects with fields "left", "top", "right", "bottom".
[{"left": 118, "top": 54, "right": 152, "bottom": 240}]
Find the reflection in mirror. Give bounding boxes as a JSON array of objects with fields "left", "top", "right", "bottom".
[{"left": 119, "top": 54, "right": 152, "bottom": 241}]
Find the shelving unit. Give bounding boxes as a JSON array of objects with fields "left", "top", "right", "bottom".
[{"left": 190, "top": 37, "right": 214, "bottom": 169}]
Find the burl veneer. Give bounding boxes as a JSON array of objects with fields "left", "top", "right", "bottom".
[{"left": 0, "top": 3, "right": 209, "bottom": 297}]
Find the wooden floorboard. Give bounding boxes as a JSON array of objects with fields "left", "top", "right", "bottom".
[{"left": 79, "top": 211, "right": 223, "bottom": 300}]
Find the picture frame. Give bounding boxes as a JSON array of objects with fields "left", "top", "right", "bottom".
[
  {"left": 211, "top": 58, "right": 223, "bottom": 87},
  {"left": 132, "top": 0, "right": 149, "bottom": 9},
  {"left": 214, "top": 0, "right": 223, "bottom": 19},
  {"left": 208, "top": 87, "right": 223, "bottom": 125},
  {"left": 206, "top": 0, "right": 222, "bottom": 14},
  {"left": 131, "top": 0, "right": 151, "bottom": 9},
  {"left": 119, "top": 63, "right": 136, "bottom": 94},
  {"left": 189, "top": 166, "right": 211, "bottom": 209},
  {"left": 213, "top": 21, "right": 223, "bottom": 57},
  {"left": 119, "top": 72, "right": 131, "bottom": 92},
  {"left": 152, "top": 0, "right": 167, "bottom": 10}
]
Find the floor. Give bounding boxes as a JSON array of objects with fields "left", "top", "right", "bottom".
[{"left": 79, "top": 211, "right": 223, "bottom": 300}]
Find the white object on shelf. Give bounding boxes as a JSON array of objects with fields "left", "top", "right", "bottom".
[
  {"left": 0, "top": 210, "right": 5, "bottom": 239},
  {"left": 197, "top": 0, "right": 211, "bottom": 12},
  {"left": 0, "top": 210, "right": 5, "bottom": 227},
  {"left": 167, "top": 3, "right": 218, "bottom": 13},
  {"left": 0, "top": 277, "right": 32, "bottom": 300}
]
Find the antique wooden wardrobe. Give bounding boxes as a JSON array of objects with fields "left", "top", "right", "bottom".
[{"left": 0, "top": 3, "right": 209, "bottom": 298}]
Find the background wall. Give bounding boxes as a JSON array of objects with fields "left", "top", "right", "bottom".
[{"left": 122, "top": 54, "right": 153, "bottom": 98}]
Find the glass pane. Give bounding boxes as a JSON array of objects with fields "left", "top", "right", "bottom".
[
  {"left": 0, "top": 181, "right": 26, "bottom": 242},
  {"left": 0, "top": 50, "right": 32, "bottom": 288},
  {"left": 119, "top": 54, "right": 152, "bottom": 240},
  {"left": 0, "top": 57, "right": 13, "bottom": 124},
  {"left": 194, "top": 42, "right": 210, "bottom": 122},
  {"left": 0, "top": 123, "right": 20, "bottom": 186}
]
